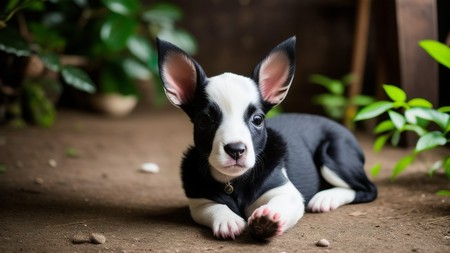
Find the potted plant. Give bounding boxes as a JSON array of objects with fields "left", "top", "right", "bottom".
[{"left": 0, "top": 0, "right": 197, "bottom": 123}]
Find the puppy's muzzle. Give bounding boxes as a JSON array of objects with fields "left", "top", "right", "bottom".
[{"left": 224, "top": 142, "right": 246, "bottom": 161}]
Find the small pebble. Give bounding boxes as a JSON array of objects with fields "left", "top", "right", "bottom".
[
  {"left": 349, "top": 211, "right": 366, "bottom": 217},
  {"left": 90, "top": 233, "right": 106, "bottom": 244},
  {"left": 316, "top": 238, "right": 330, "bottom": 247},
  {"left": 139, "top": 163, "right": 160, "bottom": 173},
  {"left": 35, "top": 177, "right": 44, "bottom": 185},
  {"left": 71, "top": 234, "right": 90, "bottom": 244},
  {"left": 48, "top": 159, "right": 57, "bottom": 168}
]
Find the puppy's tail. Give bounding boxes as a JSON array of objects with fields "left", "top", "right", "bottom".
[{"left": 316, "top": 138, "right": 377, "bottom": 204}]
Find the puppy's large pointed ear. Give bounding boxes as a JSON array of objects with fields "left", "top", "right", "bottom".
[
  {"left": 252, "top": 37, "right": 296, "bottom": 107},
  {"left": 157, "top": 38, "right": 206, "bottom": 107}
]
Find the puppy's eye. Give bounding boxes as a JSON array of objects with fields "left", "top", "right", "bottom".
[{"left": 252, "top": 114, "right": 264, "bottom": 127}]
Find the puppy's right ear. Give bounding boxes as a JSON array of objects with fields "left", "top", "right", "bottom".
[{"left": 157, "top": 38, "right": 206, "bottom": 107}]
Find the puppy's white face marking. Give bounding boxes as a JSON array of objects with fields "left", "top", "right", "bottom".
[{"left": 205, "top": 73, "right": 260, "bottom": 182}]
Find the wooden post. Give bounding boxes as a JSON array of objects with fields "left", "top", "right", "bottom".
[
  {"left": 395, "top": 0, "right": 438, "bottom": 145},
  {"left": 395, "top": 0, "right": 438, "bottom": 104},
  {"left": 345, "top": 0, "right": 372, "bottom": 129}
]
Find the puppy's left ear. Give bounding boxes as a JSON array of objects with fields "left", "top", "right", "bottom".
[
  {"left": 252, "top": 36, "right": 296, "bottom": 107},
  {"left": 156, "top": 38, "right": 206, "bottom": 107}
]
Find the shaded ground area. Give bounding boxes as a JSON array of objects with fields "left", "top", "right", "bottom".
[{"left": 0, "top": 108, "right": 449, "bottom": 252}]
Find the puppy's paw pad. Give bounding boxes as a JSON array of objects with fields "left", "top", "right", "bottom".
[
  {"left": 213, "top": 217, "right": 246, "bottom": 240},
  {"left": 248, "top": 206, "right": 284, "bottom": 240}
]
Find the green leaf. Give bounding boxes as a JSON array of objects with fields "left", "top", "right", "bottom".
[
  {"left": 99, "top": 62, "right": 138, "bottom": 96},
  {"left": 29, "top": 22, "right": 66, "bottom": 52},
  {"left": 23, "top": 81, "right": 56, "bottom": 127},
  {"left": 313, "top": 94, "right": 347, "bottom": 107},
  {"left": 0, "top": 28, "right": 31, "bottom": 57},
  {"left": 438, "top": 106, "right": 450, "bottom": 113},
  {"left": 324, "top": 107, "right": 345, "bottom": 120},
  {"left": 5, "top": 0, "right": 21, "bottom": 12},
  {"left": 374, "top": 120, "right": 395, "bottom": 134},
  {"left": 73, "top": 0, "right": 89, "bottom": 7},
  {"left": 428, "top": 160, "right": 442, "bottom": 176},
  {"left": 419, "top": 40, "right": 450, "bottom": 69},
  {"left": 388, "top": 110, "right": 405, "bottom": 129},
  {"left": 415, "top": 131, "right": 447, "bottom": 152},
  {"left": 142, "top": 3, "right": 183, "bottom": 24},
  {"left": 374, "top": 134, "right": 390, "bottom": 153},
  {"left": 444, "top": 156, "right": 450, "bottom": 179},
  {"left": 341, "top": 73, "right": 355, "bottom": 86},
  {"left": 65, "top": 147, "right": 79, "bottom": 158},
  {"left": 436, "top": 190, "right": 450, "bottom": 197},
  {"left": 408, "top": 98, "right": 433, "bottom": 108},
  {"left": 391, "top": 154, "right": 416, "bottom": 180},
  {"left": 127, "top": 35, "right": 154, "bottom": 64},
  {"left": 61, "top": 66, "right": 96, "bottom": 94},
  {"left": 27, "top": 1, "right": 44, "bottom": 11},
  {"left": 100, "top": 14, "right": 138, "bottom": 52},
  {"left": 350, "top": 95, "right": 375, "bottom": 106},
  {"left": 391, "top": 130, "right": 401, "bottom": 146},
  {"left": 101, "top": 0, "right": 140, "bottom": 16},
  {"left": 309, "top": 74, "right": 344, "bottom": 95},
  {"left": 405, "top": 108, "right": 450, "bottom": 131},
  {"left": 157, "top": 28, "right": 197, "bottom": 55},
  {"left": 370, "top": 163, "right": 382, "bottom": 177},
  {"left": 0, "top": 164, "right": 7, "bottom": 174},
  {"left": 403, "top": 124, "right": 427, "bottom": 136},
  {"left": 383, "top": 84, "right": 407, "bottom": 102},
  {"left": 266, "top": 106, "right": 283, "bottom": 119},
  {"left": 354, "top": 101, "right": 394, "bottom": 121},
  {"left": 39, "top": 52, "right": 61, "bottom": 72},
  {"left": 122, "top": 58, "right": 151, "bottom": 80}
]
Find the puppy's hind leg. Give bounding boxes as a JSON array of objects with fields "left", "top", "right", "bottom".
[
  {"left": 307, "top": 166, "right": 356, "bottom": 212},
  {"left": 308, "top": 138, "right": 377, "bottom": 213}
]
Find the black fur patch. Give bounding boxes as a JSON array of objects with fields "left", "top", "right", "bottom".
[
  {"left": 266, "top": 114, "right": 378, "bottom": 204},
  {"left": 181, "top": 128, "right": 288, "bottom": 218},
  {"left": 192, "top": 102, "right": 222, "bottom": 155},
  {"left": 245, "top": 104, "right": 267, "bottom": 156}
]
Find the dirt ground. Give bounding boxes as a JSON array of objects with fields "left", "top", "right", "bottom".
[{"left": 0, "top": 107, "right": 449, "bottom": 253}]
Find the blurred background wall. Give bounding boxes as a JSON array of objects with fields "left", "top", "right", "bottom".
[
  {"left": 161, "top": 0, "right": 359, "bottom": 114},
  {"left": 151, "top": 0, "right": 450, "bottom": 114}
]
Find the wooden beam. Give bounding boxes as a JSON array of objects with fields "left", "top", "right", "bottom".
[
  {"left": 346, "top": 0, "right": 372, "bottom": 129},
  {"left": 395, "top": 0, "right": 438, "bottom": 105},
  {"left": 396, "top": 0, "right": 438, "bottom": 146}
]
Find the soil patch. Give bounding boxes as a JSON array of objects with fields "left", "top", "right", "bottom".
[{"left": 0, "top": 109, "right": 449, "bottom": 252}]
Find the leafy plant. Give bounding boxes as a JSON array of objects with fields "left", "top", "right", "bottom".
[
  {"left": 355, "top": 85, "right": 449, "bottom": 177},
  {"left": 0, "top": 0, "right": 196, "bottom": 126},
  {"left": 310, "top": 74, "right": 374, "bottom": 128},
  {"left": 354, "top": 40, "right": 450, "bottom": 196},
  {"left": 266, "top": 106, "right": 283, "bottom": 119}
]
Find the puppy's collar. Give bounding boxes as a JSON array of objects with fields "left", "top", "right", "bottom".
[{"left": 224, "top": 181, "right": 234, "bottom": 194}]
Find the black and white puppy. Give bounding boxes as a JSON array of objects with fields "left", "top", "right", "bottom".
[{"left": 156, "top": 37, "right": 377, "bottom": 240}]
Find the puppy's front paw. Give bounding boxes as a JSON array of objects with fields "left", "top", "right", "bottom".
[
  {"left": 248, "top": 206, "right": 285, "bottom": 240},
  {"left": 212, "top": 216, "right": 246, "bottom": 240}
]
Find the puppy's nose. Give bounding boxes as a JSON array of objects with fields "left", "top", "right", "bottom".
[{"left": 224, "top": 142, "right": 246, "bottom": 161}]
